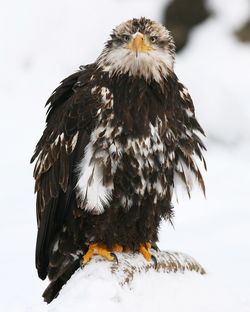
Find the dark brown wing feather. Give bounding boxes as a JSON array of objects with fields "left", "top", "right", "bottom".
[{"left": 31, "top": 64, "right": 97, "bottom": 279}]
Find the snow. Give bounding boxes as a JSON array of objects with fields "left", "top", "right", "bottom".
[{"left": 1, "top": 0, "right": 250, "bottom": 311}]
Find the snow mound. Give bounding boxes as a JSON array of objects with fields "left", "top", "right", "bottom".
[
  {"left": 34, "top": 251, "right": 207, "bottom": 312},
  {"left": 31, "top": 250, "right": 248, "bottom": 312}
]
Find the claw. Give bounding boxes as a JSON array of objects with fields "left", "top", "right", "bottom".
[
  {"left": 80, "top": 259, "right": 85, "bottom": 269},
  {"left": 151, "top": 243, "right": 160, "bottom": 252},
  {"left": 151, "top": 254, "right": 158, "bottom": 269},
  {"left": 110, "top": 252, "right": 119, "bottom": 264}
]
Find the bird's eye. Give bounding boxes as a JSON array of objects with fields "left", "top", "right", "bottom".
[
  {"left": 122, "top": 35, "right": 130, "bottom": 42},
  {"left": 150, "top": 36, "right": 158, "bottom": 43}
]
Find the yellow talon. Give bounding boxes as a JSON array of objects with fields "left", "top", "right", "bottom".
[
  {"left": 97, "top": 245, "right": 115, "bottom": 261},
  {"left": 139, "top": 243, "right": 152, "bottom": 261},
  {"left": 82, "top": 243, "right": 118, "bottom": 265},
  {"left": 82, "top": 243, "right": 96, "bottom": 265}
]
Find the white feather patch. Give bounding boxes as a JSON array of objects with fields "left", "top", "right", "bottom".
[
  {"left": 52, "top": 240, "right": 59, "bottom": 252},
  {"left": 179, "top": 87, "right": 189, "bottom": 100},
  {"left": 98, "top": 46, "right": 173, "bottom": 83},
  {"left": 76, "top": 142, "right": 113, "bottom": 215}
]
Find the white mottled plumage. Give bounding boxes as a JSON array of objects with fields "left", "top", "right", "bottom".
[
  {"left": 76, "top": 86, "right": 122, "bottom": 214},
  {"left": 34, "top": 131, "right": 80, "bottom": 178},
  {"left": 123, "top": 120, "right": 168, "bottom": 199},
  {"left": 76, "top": 114, "right": 170, "bottom": 213}
]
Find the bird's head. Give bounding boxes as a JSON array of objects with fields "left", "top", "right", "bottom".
[{"left": 97, "top": 17, "right": 175, "bottom": 82}]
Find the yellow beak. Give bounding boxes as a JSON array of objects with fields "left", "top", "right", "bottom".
[{"left": 128, "top": 33, "right": 153, "bottom": 56}]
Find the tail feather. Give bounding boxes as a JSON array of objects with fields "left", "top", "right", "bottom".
[
  {"left": 43, "top": 259, "right": 80, "bottom": 303},
  {"left": 43, "top": 278, "right": 65, "bottom": 304}
]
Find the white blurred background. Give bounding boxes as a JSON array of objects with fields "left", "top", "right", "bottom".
[{"left": 0, "top": 0, "right": 250, "bottom": 311}]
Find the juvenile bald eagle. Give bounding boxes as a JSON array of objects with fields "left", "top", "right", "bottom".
[{"left": 31, "top": 17, "right": 206, "bottom": 303}]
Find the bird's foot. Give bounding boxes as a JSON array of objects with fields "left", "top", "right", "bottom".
[
  {"left": 82, "top": 243, "right": 123, "bottom": 266},
  {"left": 138, "top": 243, "right": 157, "bottom": 268}
]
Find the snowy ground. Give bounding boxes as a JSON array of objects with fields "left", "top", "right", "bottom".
[{"left": 1, "top": 0, "right": 250, "bottom": 311}]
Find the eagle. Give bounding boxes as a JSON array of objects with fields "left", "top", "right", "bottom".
[{"left": 31, "top": 17, "right": 206, "bottom": 303}]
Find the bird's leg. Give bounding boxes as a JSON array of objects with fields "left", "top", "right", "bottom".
[{"left": 82, "top": 243, "right": 123, "bottom": 266}]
